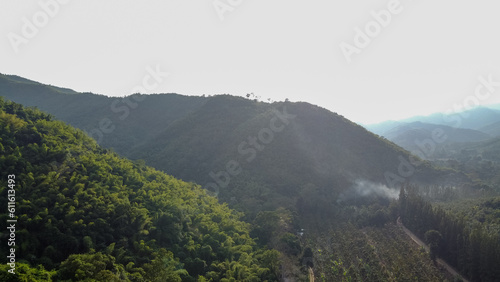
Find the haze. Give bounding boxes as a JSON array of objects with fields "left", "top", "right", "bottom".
[{"left": 1, "top": 0, "right": 500, "bottom": 124}]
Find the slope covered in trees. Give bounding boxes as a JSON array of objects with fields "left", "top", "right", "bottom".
[
  {"left": 128, "top": 96, "right": 466, "bottom": 217},
  {"left": 0, "top": 73, "right": 209, "bottom": 153},
  {"left": 0, "top": 73, "right": 465, "bottom": 219},
  {"left": 2, "top": 74, "right": 484, "bottom": 281},
  {"left": 364, "top": 107, "right": 500, "bottom": 188},
  {"left": 0, "top": 98, "right": 279, "bottom": 281},
  {"left": 400, "top": 185, "right": 500, "bottom": 281},
  {"left": 311, "top": 222, "right": 447, "bottom": 281}
]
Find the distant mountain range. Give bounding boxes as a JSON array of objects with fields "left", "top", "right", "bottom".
[
  {"left": 402, "top": 107, "right": 500, "bottom": 132},
  {"left": 0, "top": 73, "right": 209, "bottom": 151},
  {"left": 366, "top": 106, "right": 500, "bottom": 136},
  {"left": 365, "top": 106, "right": 500, "bottom": 160},
  {"left": 383, "top": 121, "right": 491, "bottom": 158},
  {"left": 0, "top": 73, "right": 464, "bottom": 217}
]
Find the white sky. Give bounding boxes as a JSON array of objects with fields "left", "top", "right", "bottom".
[{"left": 1, "top": 0, "right": 500, "bottom": 124}]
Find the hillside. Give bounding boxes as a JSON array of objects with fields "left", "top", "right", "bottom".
[
  {"left": 362, "top": 120, "right": 403, "bottom": 136},
  {"left": 400, "top": 107, "right": 500, "bottom": 131},
  {"left": 478, "top": 121, "right": 500, "bottom": 137},
  {"left": 385, "top": 121, "right": 491, "bottom": 143},
  {"left": 429, "top": 137, "right": 500, "bottom": 187},
  {"left": 364, "top": 106, "right": 500, "bottom": 187},
  {"left": 365, "top": 106, "right": 500, "bottom": 136},
  {"left": 382, "top": 121, "right": 491, "bottom": 159},
  {"left": 0, "top": 74, "right": 464, "bottom": 218},
  {"left": 0, "top": 99, "right": 455, "bottom": 282},
  {"left": 127, "top": 97, "right": 464, "bottom": 216},
  {"left": 0, "top": 98, "right": 279, "bottom": 281},
  {"left": 0, "top": 73, "right": 209, "bottom": 153}
]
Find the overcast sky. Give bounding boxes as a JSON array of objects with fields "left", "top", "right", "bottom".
[{"left": 2, "top": 0, "right": 500, "bottom": 124}]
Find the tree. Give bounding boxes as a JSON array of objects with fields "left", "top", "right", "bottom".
[
  {"left": 56, "top": 252, "right": 123, "bottom": 281},
  {"left": 425, "top": 230, "right": 442, "bottom": 262}
]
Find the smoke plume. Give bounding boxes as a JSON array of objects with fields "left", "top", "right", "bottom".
[{"left": 337, "top": 179, "right": 399, "bottom": 204}]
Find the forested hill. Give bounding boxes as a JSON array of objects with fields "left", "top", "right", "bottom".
[
  {"left": 129, "top": 96, "right": 465, "bottom": 215},
  {"left": 0, "top": 73, "right": 209, "bottom": 152},
  {"left": 0, "top": 98, "right": 279, "bottom": 281},
  {"left": 0, "top": 74, "right": 467, "bottom": 218}
]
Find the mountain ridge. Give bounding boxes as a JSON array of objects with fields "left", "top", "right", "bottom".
[
  {"left": 366, "top": 106, "right": 500, "bottom": 135},
  {"left": 0, "top": 74, "right": 466, "bottom": 218}
]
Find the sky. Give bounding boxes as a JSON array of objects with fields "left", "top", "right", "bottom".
[{"left": 1, "top": 0, "right": 500, "bottom": 124}]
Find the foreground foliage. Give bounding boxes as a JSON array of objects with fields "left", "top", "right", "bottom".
[{"left": 0, "top": 98, "right": 278, "bottom": 281}]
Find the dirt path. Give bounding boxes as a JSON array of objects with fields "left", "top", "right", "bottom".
[{"left": 397, "top": 217, "right": 469, "bottom": 282}]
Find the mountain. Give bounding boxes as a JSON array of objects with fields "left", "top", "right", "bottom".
[
  {"left": 459, "top": 138, "right": 500, "bottom": 164},
  {"left": 365, "top": 106, "right": 500, "bottom": 136},
  {"left": 484, "top": 103, "right": 500, "bottom": 111},
  {"left": 0, "top": 74, "right": 465, "bottom": 218},
  {"left": 361, "top": 120, "right": 403, "bottom": 136},
  {"left": 0, "top": 73, "right": 77, "bottom": 95},
  {"left": 1, "top": 74, "right": 487, "bottom": 281},
  {"left": 0, "top": 98, "right": 279, "bottom": 281},
  {"left": 0, "top": 73, "right": 209, "bottom": 153},
  {"left": 364, "top": 107, "right": 500, "bottom": 188},
  {"left": 384, "top": 121, "right": 491, "bottom": 142},
  {"left": 129, "top": 97, "right": 468, "bottom": 213},
  {"left": 478, "top": 120, "right": 500, "bottom": 137},
  {"left": 400, "top": 107, "right": 500, "bottom": 131},
  {"left": 382, "top": 121, "right": 491, "bottom": 159}
]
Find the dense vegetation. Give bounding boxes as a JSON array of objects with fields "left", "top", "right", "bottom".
[
  {"left": 429, "top": 138, "right": 500, "bottom": 187},
  {"left": 400, "top": 185, "right": 500, "bottom": 281},
  {"left": 127, "top": 96, "right": 458, "bottom": 219},
  {"left": 311, "top": 222, "right": 446, "bottom": 281},
  {"left": 0, "top": 73, "right": 459, "bottom": 219},
  {"left": 0, "top": 73, "right": 209, "bottom": 153},
  {"left": 4, "top": 74, "right": 500, "bottom": 281},
  {"left": 0, "top": 98, "right": 279, "bottom": 281},
  {"left": 382, "top": 121, "right": 491, "bottom": 155}
]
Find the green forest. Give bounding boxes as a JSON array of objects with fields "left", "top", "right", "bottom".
[
  {"left": 400, "top": 185, "right": 500, "bottom": 281},
  {"left": 0, "top": 98, "right": 279, "bottom": 281}
]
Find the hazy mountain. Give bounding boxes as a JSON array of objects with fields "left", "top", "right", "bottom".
[
  {"left": 439, "top": 137, "right": 500, "bottom": 163},
  {"left": 366, "top": 106, "right": 500, "bottom": 136},
  {"left": 364, "top": 106, "right": 500, "bottom": 190},
  {"left": 0, "top": 73, "right": 209, "bottom": 152},
  {"left": 382, "top": 121, "right": 491, "bottom": 159},
  {"left": 478, "top": 120, "right": 500, "bottom": 137},
  {"left": 484, "top": 103, "right": 500, "bottom": 111},
  {"left": 402, "top": 107, "right": 500, "bottom": 130},
  {"left": 471, "top": 137, "right": 500, "bottom": 162},
  {"left": 0, "top": 73, "right": 77, "bottom": 95},
  {"left": 361, "top": 120, "right": 403, "bottom": 136}
]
